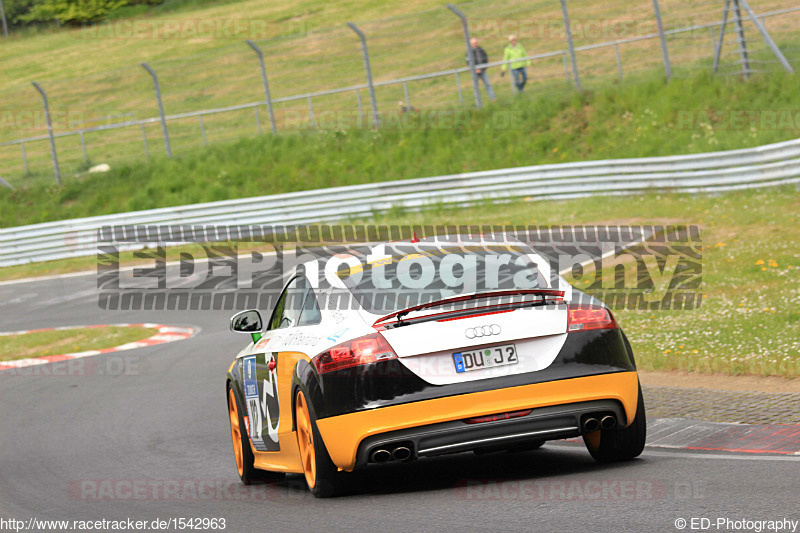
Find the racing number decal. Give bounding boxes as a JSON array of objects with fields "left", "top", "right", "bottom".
[
  {"left": 262, "top": 357, "right": 280, "bottom": 444},
  {"left": 242, "top": 355, "right": 281, "bottom": 452}
]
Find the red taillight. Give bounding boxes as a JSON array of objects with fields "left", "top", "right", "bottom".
[
  {"left": 567, "top": 305, "right": 617, "bottom": 332},
  {"left": 312, "top": 333, "right": 397, "bottom": 374},
  {"left": 464, "top": 409, "right": 532, "bottom": 424}
]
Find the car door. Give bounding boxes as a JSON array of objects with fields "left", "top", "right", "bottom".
[{"left": 242, "top": 276, "right": 308, "bottom": 452}]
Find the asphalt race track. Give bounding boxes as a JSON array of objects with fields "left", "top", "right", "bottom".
[{"left": 1, "top": 270, "right": 798, "bottom": 532}]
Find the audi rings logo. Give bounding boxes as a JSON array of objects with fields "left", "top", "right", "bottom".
[{"left": 465, "top": 324, "right": 502, "bottom": 339}]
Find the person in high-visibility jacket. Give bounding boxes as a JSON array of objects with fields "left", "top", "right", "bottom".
[{"left": 501, "top": 35, "right": 531, "bottom": 93}]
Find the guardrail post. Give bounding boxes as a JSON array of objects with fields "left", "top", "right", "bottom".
[
  {"left": 140, "top": 63, "right": 172, "bottom": 158},
  {"left": 447, "top": 4, "right": 482, "bottom": 109},
  {"left": 31, "top": 82, "right": 61, "bottom": 185},
  {"left": 652, "top": 0, "right": 672, "bottom": 80},
  {"left": 739, "top": 0, "right": 793, "bottom": 73},
  {"left": 347, "top": 22, "right": 379, "bottom": 129},
  {"left": 245, "top": 40, "right": 278, "bottom": 135},
  {"left": 0, "top": 0, "right": 8, "bottom": 38},
  {"left": 559, "top": 0, "right": 582, "bottom": 91}
]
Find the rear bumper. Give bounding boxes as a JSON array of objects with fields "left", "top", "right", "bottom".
[{"left": 316, "top": 370, "right": 639, "bottom": 471}]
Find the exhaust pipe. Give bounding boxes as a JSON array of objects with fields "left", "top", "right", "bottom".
[
  {"left": 392, "top": 446, "right": 412, "bottom": 461},
  {"left": 370, "top": 449, "right": 392, "bottom": 463},
  {"left": 583, "top": 417, "right": 600, "bottom": 432},
  {"left": 600, "top": 415, "right": 617, "bottom": 430}
]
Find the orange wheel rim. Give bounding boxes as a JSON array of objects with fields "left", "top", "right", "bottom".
[
  {"left": 295, "top": 391, "right": 316, "bottom": 488},
  {"left": 228, "top": 388, "right": 244, "bottom": 476}
]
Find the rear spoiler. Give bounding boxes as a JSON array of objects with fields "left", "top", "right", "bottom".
[{"left": 372, "top": 289, "right": 565, "bottom": 327}]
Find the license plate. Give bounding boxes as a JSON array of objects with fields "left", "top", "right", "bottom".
[{"left": 453, "top": 344, "right": 518, "bottom": 373}]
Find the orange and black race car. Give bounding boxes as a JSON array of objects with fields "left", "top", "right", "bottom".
[{"left": 226, "top": 237, "right": 646, "bottom": 497}]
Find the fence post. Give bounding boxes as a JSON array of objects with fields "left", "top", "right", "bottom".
[
  {"left": 710, "top": 26, "right": 716, "bottom": 56},
  {"left": 0, "top": 0, "right": 8, "bottom": 38},
  {"left": 140, "top": 123, "right": 150, "bottom": 158},
  {"left": 614, "top": 44, "right": 623, "bottom": 81},
  {"left": 307, "top": 97, "right": 317, "bottom": 128},
  {"left": 31, "top": 82, "right": 61, "bottom": 185},
  {"left": 713, "top": 0, "right": 730, "bottom": 72},
  {"left": 79, "top": 130, "right": 88, "bottom": 163},
  {"left": 739, "top": 0, "right": 794, "bottom": 73},
  {"left": 140, "top": 63, "right": 172, "bottom": 158},
  {"left": 446, "top": 4, "right": 482, "bottom": 109},
  {"left": 455, "top": 72, "right": 464, "bottom": 104},
  {"left": 199, "top": 115, "right": 207, "bottom": 146},
  {"left": 652, "top": 0, "right": 672, "bottom": 79},
  {"left": 245, "top": 40, "right": 278, "bottom": 135},
  {"left": 561, "top": 52, "right": 571, "bottom": 84},
  {"left": 559, "top": 0, "right": 581, "bottom": 91},
  {"left": 346, "top": 22, "right": 379, "bottom": 129},
  {"left": 356, "top": 89, "right": 364, "bottom": 127},
  {"left": 254, "top": 107, "right": 262, "bottom": 134},
  {"left": 403, "top": 82, "right": 411, "bottom": 109},
  {"left": 20, "top": 142, "right": 29, "bottom": 175},
  {"left": 731, "top": 0, "right": 750, "bottom": 78}
]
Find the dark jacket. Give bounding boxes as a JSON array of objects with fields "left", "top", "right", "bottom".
[{"left": 466, "top": 46, "right": 489, "bottom": 70}]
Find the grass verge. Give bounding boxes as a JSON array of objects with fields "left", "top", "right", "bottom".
[
  {"left": 3, "top": 70, "right": 800, "bottom": 228},
  {"left": 0, "top": 325, "right": 159, "bottom": 361}
]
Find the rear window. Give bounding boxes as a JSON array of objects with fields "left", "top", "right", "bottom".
[{"left": 338, "top": 243, "right": 548, "bottom": 314}]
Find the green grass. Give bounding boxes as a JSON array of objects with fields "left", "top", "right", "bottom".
[
  {"left": 352, "top": 186, "right": 800, "bottom": 378},
  {"left": 1, "top": 0, "right": 797, "bottom": 184},
  {"left": 3, "top": 70, "right": 800, "bottom": 228},
  {"left": 0, "top": 325, "right": 158, "bottom": 360}
]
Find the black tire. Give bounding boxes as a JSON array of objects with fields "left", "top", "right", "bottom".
[
  {"left": 227, "top": 383, "right": 285, "bottom": 485},
  {"left": 295, "top": 389, "right": 351, "bottom": 498},
  {"left": 583, "top": 383, "right": 646, "bottom": 463}
]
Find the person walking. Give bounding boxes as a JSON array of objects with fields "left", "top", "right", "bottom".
[
  {"left": 466, "top": 37, "right": 495, "bottom": 101},
  {"left": 501, "top": 35, "right": 531, "bottom": 93}
]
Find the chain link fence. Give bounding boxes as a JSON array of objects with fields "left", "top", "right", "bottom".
[{"left": 0, "top": 0, "right": 797, "bottom": 188}]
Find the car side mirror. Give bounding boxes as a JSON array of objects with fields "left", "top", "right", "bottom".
[{"left": 230, "top": 310, "right": 263, "bottom": 343}]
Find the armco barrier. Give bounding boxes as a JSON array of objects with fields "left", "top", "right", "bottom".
[{"left": 1, "top": 137, "right": 799, "bottom": 267}]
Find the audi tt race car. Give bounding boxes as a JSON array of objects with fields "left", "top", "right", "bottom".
[{"left": 225, "top": 236, "right": 646, "bottom": 497}]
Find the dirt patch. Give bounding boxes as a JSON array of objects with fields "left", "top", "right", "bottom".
[{"left": 638, "top": 369, "right": 800, "bottom": 394}]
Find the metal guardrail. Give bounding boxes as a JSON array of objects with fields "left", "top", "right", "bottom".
[{"left": 1, "top": 136, "right": 799, "bottom": 267}]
